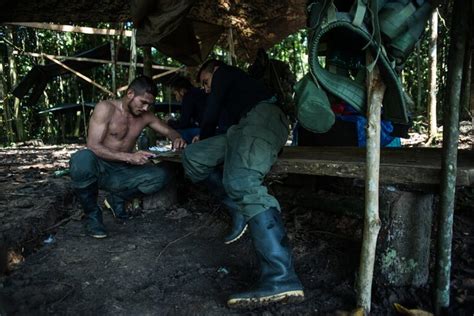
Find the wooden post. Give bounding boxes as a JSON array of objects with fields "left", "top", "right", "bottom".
[
  {"left": 0, "top": 54, "right": 13, "bottom": 144},
  {"left": 43, "top": 54, "right": 114, "bottom": 96},
  {"left": 6, "top": 27, "right": 25, "bottom": 141},
  {"left": 428, "top": 9, "right": 438, "bottom": 138},
  {"left": 227, "top": 27, "right": 235, "bottom": 66},
  {"left": 435, "top": 0, "right": 469, "bottom": 314},
  {"left": 128, "top": 29, "right": 137, "bottom": 83},
  {"left": 416, "top": 42, "right": 422, "bottom": 112},
  {"left": 142, "top": 45, "right": 155, "bottom": 149},
  {"left": 142, "top": 46, "right": 153, "bottom": 78},
  {"left": 110, "top": 40, "right": 117, "bottom": 95},
  {"left": 356, "top": 55, "right": 385, "bottom": 313}
]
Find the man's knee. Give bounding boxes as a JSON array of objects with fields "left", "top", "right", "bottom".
[
  {"left": 182, "top": 146, "right": 208, "bottom": 183},
  {"left": 137, "top": 163, "right": 174, "bottom": 194},
  {"left": 69, "top": 149, "right": 99, "bottom": 187}
]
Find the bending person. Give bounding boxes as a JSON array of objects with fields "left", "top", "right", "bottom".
[
  {"left": 182, "top": 60, "right": 304, "bottom": 308},
  {"left": 69, "top": 76, "right": 186, "bottom": 239}
]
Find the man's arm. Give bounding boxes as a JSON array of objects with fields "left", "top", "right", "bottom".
[
  {"left": 87, "top": 102, "right": 153, "bottom": 164},
  {"left": 147, "top": 114, "right": 186, "bottom": 149}
]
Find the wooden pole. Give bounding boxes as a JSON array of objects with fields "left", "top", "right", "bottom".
[
  {"left": 428, "top": 9, "right": 439, "bottom": 138},
  {"left": 110, "top": 40, "right": 117, "bottom": 95},
  {"left": 128, "top": 29, "right": 137, "bottom": 83},
  {"left": 0, "top": 53, "right": 14, "bottom": 144},
  {"left": 435, "top": 0, "right": 469, "bottom": 314},
  {"left": 6, "top": 22, "right": 133, "bottom": 37},
  {"left": 116, "top": 66, "right": 185, "bottom": 93},
  {"left": 6, "top": 27, "right": 25, "bottom": 141},
  {"left": 142, "top": 46, "right": 153, "bottom": 78},
  {"left": 356, "top": 55, "right": 385, "bottom": 313},
  {"left": 13, "top": 51, "right": 178, "bottom": 71},
  {"left": 43, "top": 54, "right": 114, "bottom": 96},
  {"left": 416, "top": 42, "right": 422, "bottom": 112},
  {"left": 227, "top": 27, "right": 235, "bottom": 66}
]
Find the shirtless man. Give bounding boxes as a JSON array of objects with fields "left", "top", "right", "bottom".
[{"left": 69, "top": 76, "right": 186, "bottom": 238}]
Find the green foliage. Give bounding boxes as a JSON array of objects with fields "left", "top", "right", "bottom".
[{"left": 0, "top": 10, "right": 454, "bottom": 145}]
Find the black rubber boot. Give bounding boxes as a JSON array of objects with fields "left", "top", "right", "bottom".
[
  {"left": 204, "top": 170, "right": 247, "bottom": 244},
  {"left": 75, "top": 183, "right": 108, "bottom": 239},
  {"left": 222, "top": 196, "right": 248, "bottom": 244},
  {"left": 104, "top": 188, "right": 142, "bottom": 221},
  {"left": 227, "top": 208, "right": 304, "bottom": 308}
]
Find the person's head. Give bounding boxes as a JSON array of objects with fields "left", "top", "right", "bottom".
[
  {"left": 169, "top": 76, "right": 194, "bottom": 102},
  {"left": 197, "top": 59, "right": 225, "bottom": 93},
  {"left": 125, "top": 76, "right": 157, "bottom": 116}
]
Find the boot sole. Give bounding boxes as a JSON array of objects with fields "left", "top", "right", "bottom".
[
  {"left": 89, "top": 233, "right": 108, "bottom": 239},
  {"left": 227, "top": 290, "right": 304, "bottom": 309},
  {"left": 224, "top": 224, "right": 248, "bottom": 245}
]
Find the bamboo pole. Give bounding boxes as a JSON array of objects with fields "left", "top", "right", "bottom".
[
  {"left": 128, "top": 29, "right": 137, "bottom": 83},
  {"left": 435, "top": 0, "right": 469, "bottom": 314},
  {"left": 227, "top": 27, "right": 235, "bottom": 66},
  {"left": 142, "top": 46, "right": 153, "bottom": 78},
  {"left": 110, "top": 40, "right": 117, "bottom": 95},
  {"left": 6, "top": 27, "right": 24, "bottom": 141},
  {"left": 12, "top": 51, "right": 178, "bottom": 71},
  {"left": 6, "top": 22, "right": 133, "bottom": 37},
  {"left": 116, "top": 66, "right": 185, "bottom": 93},
  {"left": 428, "top": 9, "right": 439, "bottom": 138},
  {"left": 356, "top": 55, "right": 385, "bottom": 313},
  {"left": 43, "top": 54, "right": 114, "bottom": 96},
  {"left": 0, "top": 58, "right": 14, "bottom": 144}
]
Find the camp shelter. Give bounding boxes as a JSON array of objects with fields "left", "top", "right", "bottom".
[{"left": 0, "top": 0, "right": 472, "bottom": 314}]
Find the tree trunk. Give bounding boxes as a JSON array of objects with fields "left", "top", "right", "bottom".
[
  {"left": 110, "top": 40, "right": 117, "bottom": 95},
  {"left": 142, "top": 46, "right": 153, "bottom": 78},
  {"left": 435, "top": 0, "right": 469, "bottom": 314},
  {"left": 416, "top": 42, "right": 422, "bottom": 112},
  {"left": 428, "top": 9, "right": 438, "bottom": 138},
  {"left": 128, "top": 29, "right": 137, "bottom": 83},
  {"left": 356, "top": 54, "right": 385, "bottom": 314},
  {"left": 6, "top": 27, "right": 25, "bottom": 141},
  {"left": 141, "top": 45, "right": 155, "bottom": 148},
  {"left": 0, "top": 56, "right": 14, "bottom": 144}
]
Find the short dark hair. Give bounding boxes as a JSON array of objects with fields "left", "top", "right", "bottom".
[
  {"left": 196, "top": 59, "right": 225, "bottom": 82},
  {"left": 127, "top": 76, "right": 157, "bottom": 97},
  {"left": 169, "top": 75, "right": 194, "bottom": 92}
]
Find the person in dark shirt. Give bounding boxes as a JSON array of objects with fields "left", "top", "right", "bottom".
[
  {"left": 168, "top": 76, "right": 207, "bottom": 144},
  {"left": 182, "top": 60, "right": 304, "bottom": 308}
]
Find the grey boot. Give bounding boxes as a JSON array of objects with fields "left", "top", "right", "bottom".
[
  {"left": 227, "top": 208, "right": 304, "bottom": 308},
  {"left": 75, "top": 183, "right": 108, "bottom": 239}
]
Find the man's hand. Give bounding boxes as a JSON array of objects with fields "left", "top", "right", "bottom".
[
  {"left": 192, "top": 135, "right": 200, "bottom": 143},
  {"left": 126, "top": 151, "right": 156, "bottom": 165},
  {"left": 172, "top": 137, "right": 187, "bottom": 150}
]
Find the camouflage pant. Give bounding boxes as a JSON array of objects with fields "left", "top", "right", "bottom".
[
  {"left": 182, "top": 100, "right": 289, "bottom": 220},
  {"left": 69, "top": 149, "right": 172, "bottom": 195}
]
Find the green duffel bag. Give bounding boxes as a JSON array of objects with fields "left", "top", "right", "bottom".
[{"left": 294, "top": 74, "right": 335, "bottom": 133}]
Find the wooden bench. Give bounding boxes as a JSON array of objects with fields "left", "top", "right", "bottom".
[{"left": 152, "top": 146, "right": 474, "bottom": 286}]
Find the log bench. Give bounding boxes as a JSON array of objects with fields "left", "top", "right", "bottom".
[{"left": 151, "top": 146, "right": 474, "bottom": 286}]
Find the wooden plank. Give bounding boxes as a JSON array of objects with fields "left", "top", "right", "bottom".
[
  {"left": 14, "top": 51, "right": 178, "bottom": 71},
  {"left": 43, "top": 55, "right": 114, "bottom": 96},
  {"left": 6, "top": 22, "right": 133, "bottom": 37},
  {"left": 153, "top": 147, "right": 474, "bottom": 186}
]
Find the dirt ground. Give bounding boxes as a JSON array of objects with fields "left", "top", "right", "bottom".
[{"left": 0, "top": 142, "right": 473, "bottom": 315}]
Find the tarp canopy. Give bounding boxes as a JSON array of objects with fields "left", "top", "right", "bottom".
[{"left": 132, "top": 0, "right": 307, "bottom": 65}]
